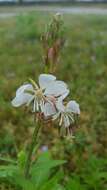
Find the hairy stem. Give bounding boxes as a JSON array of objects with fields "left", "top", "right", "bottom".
[{"left": 24, "top": 120, "right": 40, "bottom": 179}]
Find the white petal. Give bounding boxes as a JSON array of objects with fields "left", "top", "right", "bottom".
[
  {"left": 58, "top": 89, "right": 70, "bottom": 101},
  {"left": 56, "top": 100, "right": 65, "bottom": 112},
  {"left": 44, "top": 80, "right": 68, "bottom": 97},
  {"left": 12, "top": 84, "right": 33, "bottom": 107},
  {"left": 43, "top": 102, "right": 57, "bottom": 117},
  {"left": 66, "top": 100, "right": 80, "bottom": 114},
  {"left": 39, "top": 74, "right": 56, "bottom": 89},
  {"left": 12, "top": 94, "right": 33, "bottom": 107},
  {"left": 16, "top": 84, "right": 33, "bottom": 95}
]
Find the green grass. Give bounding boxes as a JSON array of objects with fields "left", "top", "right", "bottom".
[{"left": 0, "top": 12, "right": 107, "bottom": 189}]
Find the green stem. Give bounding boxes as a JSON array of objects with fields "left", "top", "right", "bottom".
[{"left": 24, "top": 120, "right": 40, "bottom": 179}]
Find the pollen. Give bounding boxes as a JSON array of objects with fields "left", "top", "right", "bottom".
[{"left": 35, "top": 89, "right": 43, "bottom": 100}]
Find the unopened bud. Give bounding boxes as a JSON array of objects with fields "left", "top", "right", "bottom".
[{"left": 54, "top": 12, "right": 63, "bottom": 21}]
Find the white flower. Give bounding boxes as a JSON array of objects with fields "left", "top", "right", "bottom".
[
  {"left": 54, "top": 12, "right": 62, "bottom": 21},
  {"left": 11, "top": 74, "right": 69, "bottom": 114},
  {"left": 42, "top": 102, "right": 57, "bottom": 117},
  {"left": 53, "top": 100, "right": 80, "bottom": 128},
  {"left": 66, "top": 100, "right": 80, "bottom": 115}
]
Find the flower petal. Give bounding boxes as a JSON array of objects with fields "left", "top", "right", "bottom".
[
  {"left": 58, "top": 89, "right": 70, "bottom": 101},
  {"left": 43, "top": 102, "right": 57, "bottom": 117},
  {"left": 39, "top": 74, "right": 56, "bottom": 89},
  {"left": 44, "top": 80, "right": 68, "bottom": 97},
  {"left": 66, "top": 100, "right": 80, "bottom": 114},
  {"left": 12, "top": 84, "right": 33, "bottom": 107},
  {"left": 56, "top": 100, "right": 65, "bottom": 112},
  {"left": 16, "top": 84, "right": 33, "bottom": 95}
]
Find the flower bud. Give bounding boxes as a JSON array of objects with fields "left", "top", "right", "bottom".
[{"left": 54, "top": 12, "right": 63, "bottom": 21}]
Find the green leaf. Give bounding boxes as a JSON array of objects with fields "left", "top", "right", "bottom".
[
  {"left": 40, "top": 170, "right": 64, "bottom": 190},
  {"left": 0, "top": 165, "right": 18, "bottom": 178},
  {"left": 18, "top": 150, "right": 26, "bottom": 170},
  {"left": 30, "top": 152, "right": 65, "bottom": 189},
  {"left": 66, "top": 178, "right": 86, "bottom": 190}
]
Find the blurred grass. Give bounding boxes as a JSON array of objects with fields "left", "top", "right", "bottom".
[
  {"left": 0, "top": 3, "right": 107, "bottom": 13},
  {"left": 0, "top": 12, "right": 107, "bottom": 188}
]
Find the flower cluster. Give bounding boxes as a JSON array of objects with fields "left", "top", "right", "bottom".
[{"left": 12, "top": 74, "right": 80, "bottom": 133}]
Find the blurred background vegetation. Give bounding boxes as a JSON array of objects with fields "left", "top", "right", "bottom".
[{"left": 0, "top": 10, "right": 107, "bottom": 189}]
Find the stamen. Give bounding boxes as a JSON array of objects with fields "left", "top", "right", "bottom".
[{"left": 59, "top": 114, "right": 63, "bottom": 126}]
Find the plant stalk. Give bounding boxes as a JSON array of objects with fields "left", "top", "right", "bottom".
[{"left": 24, "top": 120, "right": 40, "bottom": 179}]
